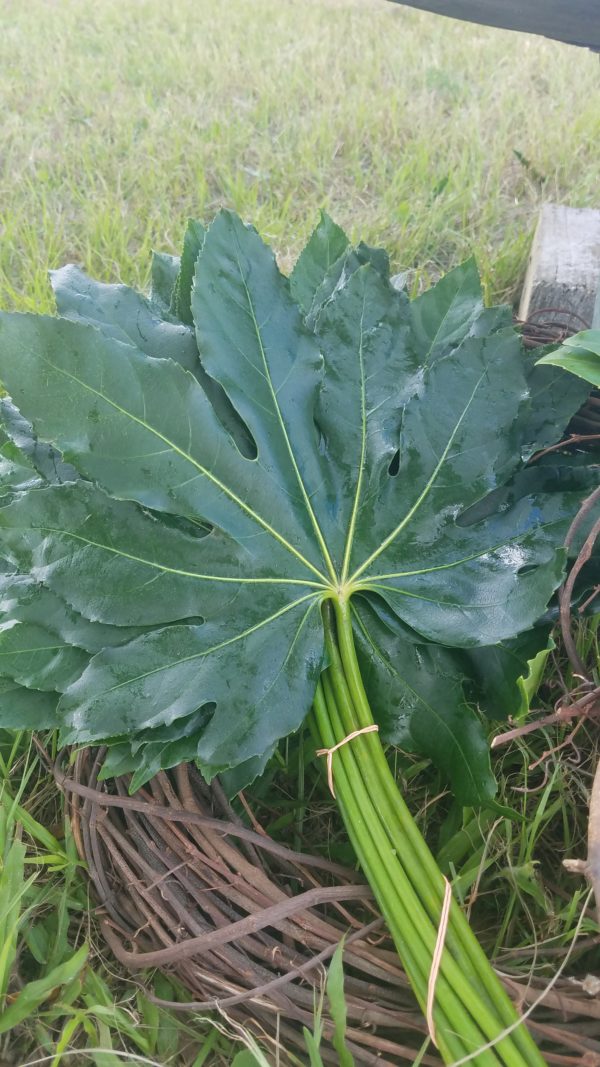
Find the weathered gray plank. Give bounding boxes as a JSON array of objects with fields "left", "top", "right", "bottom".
[
  {"left": 386, "top": 0, "right": 600, "bottom": 50},
  {"left": 519, "top": 205, "right": 600, "bottom": 328},
  {"left": 593, "top": 285, "right": 600, "bottom": 329}
]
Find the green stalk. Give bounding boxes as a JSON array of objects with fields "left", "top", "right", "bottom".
[
  {"left": 310, "top": 600, "right": 547, "bottom": 1067},
  {"left": 314, "top": 678, "right": 496, "bottom": 1066},
  {"left": 332, "top": 600, "right": 533, "bottom": 1049}
]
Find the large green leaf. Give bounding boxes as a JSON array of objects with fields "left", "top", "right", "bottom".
[
  {"left": 0, "top": 677, "right": 59, "bottom": 729},
  {"left": 312, "top": 263, "right": 568, "bottom": 645},
  {"left": 149, "top": 249, "right": 180, "bottom": 316},
  {"left": 172, "top": 218, "right": 206, "bottom": 324},
  {"left": 290, "top": 211, "right": 350, "bottom": 314},
  {"left": 410, "top": 257, "right": 484, "bottom": 364},
  {"left": 536, "top": 329, "right": 600, "bottom": 388},
  {"left": 0, "top": 211, "right": 594, "bottom": 799},
  {"left": 0, "top": 398, "right": 78, "bottom": 487},
  {"left": 352, "top": 595, "right": 497, "bottom": 805},
  {"left": 50, "top": 263, "right": 200, "bottom": 372}
]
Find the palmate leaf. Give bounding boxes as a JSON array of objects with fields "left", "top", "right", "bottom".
[{"left": 0, "top": 211, "right": 594, "bottom": 804}]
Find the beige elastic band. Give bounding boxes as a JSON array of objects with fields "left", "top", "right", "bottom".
[
  {"left": 316, "top": 725, "right": 379, "bottom": 798},
  {"left": 426, "top": 876, "right": 453, "bottom": 1047}
]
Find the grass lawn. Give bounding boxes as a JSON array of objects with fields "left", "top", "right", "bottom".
[
  {"left": 1, "top": 0, "right": 599, "bottom": 313},
  {"left": 0, "top": 1, "right": 599, "bottom": 1064}
]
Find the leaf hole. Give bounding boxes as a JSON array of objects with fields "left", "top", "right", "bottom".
[
  {"left": 197, "top": 366, "right": 258, "bottom": 459},
  {"left": 388, "top": 450, "right": 400, "bottom": 477},
  {"left": 141, "top": 507, "right": 212, "bottom": 540}
]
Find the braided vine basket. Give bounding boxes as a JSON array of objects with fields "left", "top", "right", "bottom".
[{"left": 57, "top": 749, "right": 600, "bottom": 1067}]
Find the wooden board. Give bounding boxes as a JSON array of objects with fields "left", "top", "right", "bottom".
[
  {"left": 518, "top": 204, "right": 600, "bottom": 328},
  {"left": 385, "top": 0, "right": 600, "bottom": 50},
  {"left": 594, "top": 286, "right": 600, "bottom": 329}
]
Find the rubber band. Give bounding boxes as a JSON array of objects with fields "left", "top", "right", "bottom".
[
  {"left": 426, "top": 876, "right": 453, "bottom": 1047},
  {"left": 316, "top": 725, "right": 379, "bottom": 798}
]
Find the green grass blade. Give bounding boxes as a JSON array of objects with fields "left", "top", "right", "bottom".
[
  {"left": 325, "top": 940, "right": 355, "bottom": 1067},
  {"left": 0, "top": 944, "right": 88, "bottom": 1034}
]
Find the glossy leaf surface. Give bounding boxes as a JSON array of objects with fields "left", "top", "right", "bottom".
[
  {"left": 536, "top": 330, "right": 600, "bottom": 388},
  {"left": 0, "top": 212, "right": 594, "bottom": 799}
]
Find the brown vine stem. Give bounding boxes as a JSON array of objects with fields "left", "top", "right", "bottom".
[
  {"left": 529, "top": 433, "right": 600, "bottom": 464},
  {"left": 491, "top": 690, "right": 599, "bottom": 750},
  {"left": 491, "top": 486, "right": 600, "bottom": 913},
  {"left": 50, "top": 747, "right": 365, "bottom": 882},
  {"left": 559, "top": 485, "right": 600, "bottom": 680},
  {"left": 556, "top": 486, "right": 600, "bottom": 915}
]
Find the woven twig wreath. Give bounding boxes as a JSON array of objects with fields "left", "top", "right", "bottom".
[{"left": 53, "top": 749, "right": 600, "bottom": 1066}]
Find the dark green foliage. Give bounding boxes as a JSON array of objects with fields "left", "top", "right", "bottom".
[
  {"left": 0, "top": 212, "right": 595, "bottom": 803},
  {"left": 536, "top": 329, "right": 600, "bottom": 388}
]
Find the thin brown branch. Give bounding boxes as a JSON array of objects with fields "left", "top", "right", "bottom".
[
  {"left": 529, "top": 434, "right": 600, "bottom": 463},
  {"left": 492, "top": 689, "right": 600, "bottom": 749},
  {"left": 559, "top": 494, "right": 600, "bottom": 681}
]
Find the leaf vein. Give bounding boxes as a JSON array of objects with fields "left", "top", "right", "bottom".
[
  {"left": 94, "top": 593, "right": 320, "bottom": 695},
  {"left": 31, "top": 350, "right": 328, "bottom": 583},
  {"left": 350, "top": 370, "right": 487, "bottom": 581}
]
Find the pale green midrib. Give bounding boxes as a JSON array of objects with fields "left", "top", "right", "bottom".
[
  {"left": 0, "top": 645, "right": 69, "bottom": 654},
  {"left": 361, "top": 519, "right": 562, "bottom": 583},
  {"left": 260, "top": 599, "right": 317, "bottom": 700},
  {"left": 31, "top": 350, "right": 329, "bottom": 585},
  {"left": 202, "top": 597, "right": 319, "bottom": 768},
  {"left": 349, "top": 371, "right": 486, "bottom": 583},
  {"left": 367, "top": 580, "right": 510, "bottom": 608},
  {"left": 340, "top": 291, "right": 367, "bottom": 584},
  {"left": 21, "top": 525, "right": 327, "bottom": 589},
  {"left": 423, "top": 279, "right": 474, "bottom": 365},
  {"left": 73, "top": 592, "right": 320, "bottom": 697},
  {"left": 235, "top": 251, "right": 338, "bottom": 584}
]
